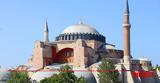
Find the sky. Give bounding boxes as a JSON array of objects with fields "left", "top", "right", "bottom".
[{"left": 0, "top": 0, "right": 160, "bottom": 68}]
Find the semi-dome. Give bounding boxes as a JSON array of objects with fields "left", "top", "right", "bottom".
[
  {"left": 56, "top": 23, "right": 106, "bottom": 43},
  {"left": 62, "top": 24, "right": 99, "bottom": 34}
]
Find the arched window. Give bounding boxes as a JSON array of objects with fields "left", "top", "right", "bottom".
[
  {"left": 75, "top": 34, "right": 78, "bottom": 39},
  {"left": 62, "top": 36, "right": 64, "bottom": 40},
  {"left": 32, "top": 80, "right": 37, "bottom": 83},
  {"left": 54, "top": 48, "right": 74, "bottom": 63},
  {"left": 65, "top": 35, "right": 67, "bottom": 40},
  {"left": 72, "top": 34, "right": 75, "bottom": 40},
  {"left": 68, "top": 35, "right": 71, "bottom": 40}
]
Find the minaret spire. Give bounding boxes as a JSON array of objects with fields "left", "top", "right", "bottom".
[
  {"left": 125, "top": 0, "right": 129, "bottom": 14},
  {"left": 123, "top": 0, "right": 131, "bottom": 63},
  {"left": 44, "top": 20, "right": 49, "bottom": 44}
]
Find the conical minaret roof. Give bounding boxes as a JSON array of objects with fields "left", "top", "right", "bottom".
[
  {"left": 44, "top": 20, "right": 49, "bottom": 32},
  {"left": 125, "top": 0, "right": 129, "bottom": 14},
  {"left": 44, "top": 20, "right": 49, "bottom": 44}
]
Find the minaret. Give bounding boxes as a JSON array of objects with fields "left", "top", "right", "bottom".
[
  {"left": 44, "top": 20, "right": 49, "bottom": 44},
  {"left": 123, "top": 0, "right": 131, "bottom": 63}
]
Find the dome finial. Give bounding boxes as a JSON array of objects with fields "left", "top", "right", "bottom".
[{"left": 79, "top": 17, "right": 84, "bottom": 24}]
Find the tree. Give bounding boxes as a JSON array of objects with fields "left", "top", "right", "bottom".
[
  {"left": 40, "top": 65, "right": 87, "bottom": 83},
  {"left": 155, "top": 64, "right": 160, "bottom": 71},
  {"left": 148, "top": 66, "right": 154, "bottom": 71},
  {"left": 76, "top": 76, "right": 87, "bottom": 83},
  {"left": 7, "top": 71, "right": 30, "bottom": 83},
  {"left": 98, "top": 59, "right": 121, "bottom": 83}
]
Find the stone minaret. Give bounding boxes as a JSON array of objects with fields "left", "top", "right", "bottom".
[
  {"left": 123, "top": 0, "right": 131, "bottom": 63},
  {"left": 44, "top": 21, "right": 49, "bottom": 44}
]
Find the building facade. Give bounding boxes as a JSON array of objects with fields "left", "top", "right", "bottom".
[
  {"left": 1, "top": 0, "right": 159, "bottom": 83},
  {"left": 29, "top": 22, "right": 123, "bottom": 69}
]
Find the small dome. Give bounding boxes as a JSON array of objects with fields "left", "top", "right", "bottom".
[
  {"left": 73, "top": 67, "right": 96, "bottom": 83},
  {"left": 106, "top": 45, "right": 116, "bottom": 50},
  {"left": 31, "top": 71, "right": 59, "bottom": 82},
  {"left": 138, "top": 57, "right": 149, "bottom": 61},
  {"left": 0, "top": 69, "right": 10, "bottom": 82},
  {"left": 62, "top": 23, "right": 99, "bottom": 34},
  {"left": 30, "top": 64, "right": 67, "bottom": 82}
]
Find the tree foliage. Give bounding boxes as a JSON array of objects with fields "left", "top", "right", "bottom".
[
  {"left": 98, "top": 59, "right": 121, "bottom": 83},
  {"left": 155, "top": 64, "right": 160, "bottom": 71},
  {"left": 148, "top": 66, "right": 154, "bottom": 71},
  {"left": 40, "top": 65, "right": 87, "bottom": 83},
  {"left": 7, "top": 71, "right": 30, "bottom": 83}
]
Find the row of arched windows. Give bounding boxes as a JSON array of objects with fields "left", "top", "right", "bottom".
[{"left": 56, "top": 33, "right": 105, "bottom": 43}]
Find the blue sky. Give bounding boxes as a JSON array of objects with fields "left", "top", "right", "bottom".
[{"left": 0, "top": 0, "right": 160, "bottom": 68}]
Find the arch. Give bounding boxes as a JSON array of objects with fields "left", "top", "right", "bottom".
[
  {"left": 75, "top": 34, "right": 78, "bottom": 39},
  {"left": 53, "top": 48, "right": 74, "bottom": 63},
  {"left": 62, "top": 35, "right": 64, "bottom": 40},
  {"left": 68, "top": 34, "right": 71, "bottom": 40},
  {"left": 65, "top": 35, "right": 67, "bottom": 40},
  {"left": 56, "top": 33, "right": 106, "bottom": 43},
  {"left": 72, "top": 34, "right": 75, "bottom": 40}
]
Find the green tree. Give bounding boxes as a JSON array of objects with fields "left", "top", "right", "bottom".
[
  {"left": 7, "top": 71, "right": 30, "bottom": 83},
  {"left": 148, "top": 65, "right": 155, "bottom": 71},
  {"left": 155, "top": 64, "right": 160, "bottom": 71},
  {"left": 76, "top": 76, "right": 87, "bottom": 83},
  {"left": 40, "top": 65, "right": 87, "bottom": 83},
  {"left": 158, "top": 67, "right": 160, "bottom": 71},
  {"left": 98, "top": 59, "right": 121, "bottom": 83}
]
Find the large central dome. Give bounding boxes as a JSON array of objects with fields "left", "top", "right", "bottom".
[
  {"left": 56, "top": 22, "right": 105, "bottom": 43},
  {"left": 62, "top": 24, "right": 99, "bottom": 34}
]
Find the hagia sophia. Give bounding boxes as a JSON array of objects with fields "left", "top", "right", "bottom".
[{"left": 0, "top": 0, "right": 160, "bottom": 83}]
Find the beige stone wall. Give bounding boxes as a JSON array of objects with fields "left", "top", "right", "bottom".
[
  {"left": 86, "top": 47, "right": 98, "bottom": 65},
  {"left": 43, "top": 45, "right": 52, "bottom": 58},
  {"left": 86, "top": 40, "right": 103, "bottom": 50},
  {"left": 106, "top": 49, "right": 123, "bottom": 58},
  {"left": 30, "top": 39, "right": 106, "bottom": 68},
  {"left": 73, "top": 39, "right": 86, "bottom": 67},
  {"left": 31, "top": 41, "right": 44, "bottom": 68},
  {"left": 55, "top": 40, "right": 103, "bottom": 53},
  {"left": 140, "top": 60, "right": 151, "bottom": 67},
  {"left": 56, "top": 41, "right": 75, "bottom": 51},
  {"left": 54, "top": 40, "right": 106, "bottom": 67}
]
